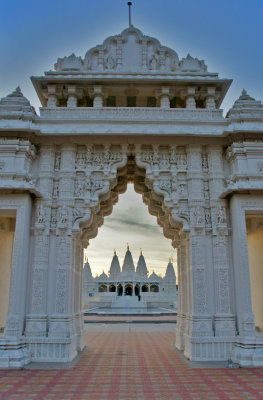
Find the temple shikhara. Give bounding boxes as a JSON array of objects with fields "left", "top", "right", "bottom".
[
  {"left": 82, "top": 247, "right": 177, "bottom": 309},
  {"left": 1, "top": 19, "right": 263, "bottom": 368}
]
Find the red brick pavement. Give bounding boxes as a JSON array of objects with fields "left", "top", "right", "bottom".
[{"left": 0, "top": 327, "right": 263, "bottom": 399}]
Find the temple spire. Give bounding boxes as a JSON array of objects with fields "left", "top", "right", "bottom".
[{"left": 128, "top": 2, "right": 132, "bottom": 27}]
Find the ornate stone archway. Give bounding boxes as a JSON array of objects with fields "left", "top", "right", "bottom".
[{"left": 0, "top": 25, "right": 263, "bottom": 367}]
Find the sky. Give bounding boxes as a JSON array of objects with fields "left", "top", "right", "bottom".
[
  {"left": 85, "top": 184, "right": 176, "bottom": 277},
  {"left": 1, "top": 0, "right": 263, "bottom": 276}
]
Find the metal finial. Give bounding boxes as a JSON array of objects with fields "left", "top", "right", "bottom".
[
  {"left": 114, "top": 248, "right": 116, "bottom": 255},
  {"left": 127, "top": 2, "right": 132, "bottom": 27},
  {"left": 140, "top": 248, "right": 142, "bottom": 255},
  {"left": 127, "top": 242, "right": 129, "bottom": 250}
]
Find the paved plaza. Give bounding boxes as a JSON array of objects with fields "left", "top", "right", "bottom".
[{"left": 0, "top": 323, "right": 263, "bottom": 399}]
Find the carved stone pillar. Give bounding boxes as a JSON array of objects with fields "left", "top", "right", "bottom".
[
  {"left": 67, "top": 85, "right": 77, "bottom": 107},
  {"left": 175, "top": 239, "right": 187, "bottom": 350},
  {"left": 159, "top": 86, "right": 170, "bottom": 109},
  {"left": 48, "top": 144, "right": 76, "bottom": 340},
  {"left": 25, "top": 145, "right": 55, "bottom": 337},
  {"left": 208, "top": 145, "right": 236, "bottom": 338},
  {"left": 91, "top": 85, "right": 106, "bottom": 108},
  {"left": 184, "top": 145, "right": 214, "bottom": 358},
  {"left": 205, "top": 87, "right": 216, "bottom": 109},
  {"left": 47, "top": 85, "right": 58, "bottom": 108},
  {"left": 185, "top": 87, "right": 196, "bottom": 109}
]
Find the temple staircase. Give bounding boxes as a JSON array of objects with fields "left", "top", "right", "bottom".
[{"left": 111, "top": 295, "right": 146, "bottom": 309}]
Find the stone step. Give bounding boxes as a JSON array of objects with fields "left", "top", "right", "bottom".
[{"left": 111, "top": 295, "right": 146, "bottom": 308}]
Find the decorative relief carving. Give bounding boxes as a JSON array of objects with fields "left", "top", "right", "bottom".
[
  {"left": 54, "top": 153, "right": 61, "bottom": 170},
  {"left": 104, "top": 55, "right": 116, "bottom": 70},
  {"left": 205, "top": 208, "right": 211, "bottom": 227},
  {"left": 36, "top": 204, "right": 46, "bottom": 226},
  {"left": 55, "top": 269, "right": 67, "bottom": 314},
  {"left": 75, "top": 148, "right": 123, "bottom": 171},
  {"left": 31, "top": 269, "right": 44, "bottom": 314},
  {"left": 74, "top": 177, "right": 85, "bottom": 197},
  {"left": 178, "top": 183, "right": 187, "bottom": 198},
  {"left": 178, "top": 205, "right": 189, "bottom": 222},
  {"left": 52, "top": 181, "right": 59, "bottom": 198},
  {"left": 58, "top": 206, "right": 68, "bottom": 228},
  {"left": 194, "top": 268, "right": 207, "bottom": 313},
  {"left": 203, "top": 181, "right": 210, "bottom": 200},
  {"left": 50, "top": 208, "right": 57, "bottom": 229},
  {"left": 192, "top": 206, "right": 204, "bottom": 225},
  {"left": 73, "top": 207, "right": 84, "bottom": 223},
  {"left": 149, "top": 54, "right": 159, "bottom": 71},
  {"left": 75, "top": 152, "right": 86, "bottom": 169},
  {"left": 177, "top": 154, "right": 187, "bottom": 170},
  {"left": 202, "top": 154, "right": 209, "bottom": 171},
  {"left": 216, "top": 207, "right": 226, "bottom": 224},
  {"left": 217, "top": 268, "right": 230, "bottom": 314},
  {"left": 86, "top": 176, "right": 105, "bottom": 195}
]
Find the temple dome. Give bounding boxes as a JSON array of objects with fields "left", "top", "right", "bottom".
[
  {"left": 122, "top": 246, "right": 135, "bottom": 274},
  {"left": 165, "top": 260, "right": 176, "bottom": 281},
  {"left": 149, "top": 271, "right": 162, "bottom": 281},
  {"left": 96, "top": 271, "right": 108, "bottom": 281},
  {"left": 227, "top": 89, "right": 263, "bottom": 119},
  {"left": 83, "top": 259, "right": 93, "bottom": 279},
  {"left": 0, "top": 87, "right": 36, "bottom": 120},
  {"left": 109, "top": 250, "right": 121, "bottom": 278},
  {"left": 136, "top": 250, "right": 148, "bottom": 277}
]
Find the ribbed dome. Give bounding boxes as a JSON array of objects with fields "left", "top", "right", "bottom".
[
  {"left": 122, "top": 246, "right": 135, "bottom": 274},
  {"left": 96, "top": 271, "right": 108, "bottom": 281},
  {"left": 227, "top": 89, "right": 263, "bottom": 118},
  {"left": 83, "top": 260, "right": 93, "bottom": 279},
  {"left": 0, "top": 87, "right": 36, "bottom": 120},
  {"left": 136, "top": 251, "right": 148, "bottom": 277},
  {"left": 109, "top": 250, "right": 121, "bottom": 278},
  {"left": 149, "top": 271, "right": 162, "bottom": 281},
  {"left": 165, "top": 260, "right": 176, "bottom": 281}
]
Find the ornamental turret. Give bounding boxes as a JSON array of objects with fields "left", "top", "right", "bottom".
[
  {"left": 164, "top": 258, "right": 176, "bottom": 282},
  {"left": 122, "top": 244, "right": 135, "bottom": 274},
  {"left": 109, "top": 249, "right": 121, "bottom": 278},
  {"left": 136, "top": 249, "right": 148, "bottom": 277},
  {"left": 0, "top": 87, "right": 36, "bottom": 121}
]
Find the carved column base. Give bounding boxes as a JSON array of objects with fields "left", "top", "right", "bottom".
[
  {"left": 24, "top": 315, "right": 48, "bottom": 337},
  {"left": 175, "top": 312, "right": 186, "bottom": 351},
  {"left": 48, "top": 316, "right": 74, "bottom": 338},
  {"left": 0, "top": 339, "right": 29, "bottom": 368},
  {"left": 214, "top": 314, "right": 236, "bottom": 337},
  {"left": 186, "top": 314, "right": 214, "bottom": 338},
  {"left": 232, "top": 338, "right": 263, "bottom": 367},
  {"left": 184, "top": 335, "right": 235, "bottom": 361}
]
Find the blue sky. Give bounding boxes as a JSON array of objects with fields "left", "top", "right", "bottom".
[
  {"left": 1, "top": 0, "right": 263, "bottom": 111},
  {"left": 1, "top": 0, "right": 263, "bottom": 276}
]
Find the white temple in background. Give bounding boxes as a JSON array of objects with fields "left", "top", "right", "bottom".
[{"left": 82, "top": 247, "right": 178, "bottom": 309}]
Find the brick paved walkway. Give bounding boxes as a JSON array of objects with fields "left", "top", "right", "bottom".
[{"left": 0, "top": 324, "right": 263, "bottom": 399}]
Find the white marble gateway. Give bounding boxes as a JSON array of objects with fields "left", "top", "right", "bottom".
[{"left": 0, "top": 24, "right": 263, "bottom": 367}]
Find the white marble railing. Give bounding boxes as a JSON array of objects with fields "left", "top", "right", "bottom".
[{"left": 39, "top": 107, "right": 224, "bottom": 121}]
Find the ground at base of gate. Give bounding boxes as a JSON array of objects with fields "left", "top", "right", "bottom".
[{"left": 1, "top": 324, "right": 263, "bottom": 400}]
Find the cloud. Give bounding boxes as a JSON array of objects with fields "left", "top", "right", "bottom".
[{"left": 86, "top": 185, "right": 175, "bottom": 277}]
